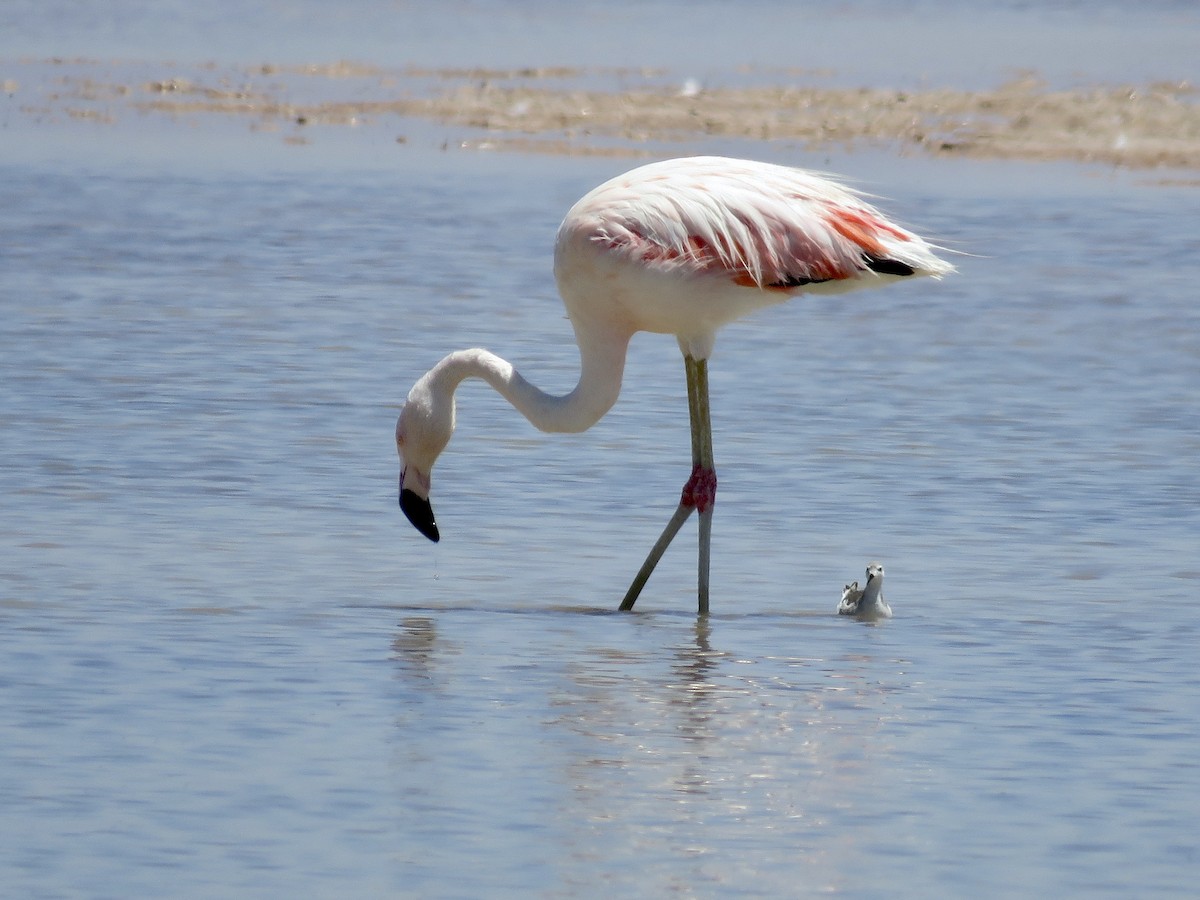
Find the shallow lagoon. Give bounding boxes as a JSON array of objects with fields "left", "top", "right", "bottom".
[
  {"left": 3, "top": 145, "right": 1198, "bottom": 897},
  {"left": 3, "top": 2, "right": 1200, "bottom": 895}
]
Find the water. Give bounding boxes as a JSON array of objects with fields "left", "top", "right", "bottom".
[
  {"left": 3, "top": 0, "right": 1197, "bottom": 88},
  {"left": 4, "top": 3, "right": 1200, "bottom": 897},
  {"left": 4, "top": 144, "right": 1198, "bottom": 900}
]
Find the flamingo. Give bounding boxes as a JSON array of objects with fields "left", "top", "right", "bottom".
[
  {"left": 395, "top": 156, "right": 953, "bottom": 614},
  {"left": 837, "top": 562, "right": 891, "bottom": 620}
]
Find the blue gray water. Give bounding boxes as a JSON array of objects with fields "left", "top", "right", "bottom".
[
  {"left": 4, "top": 0, "right": 1198, "bottom": 89},
  {"left": 4, "top": 2, "right": 1200, "bottom": 897},
  {"left": 4, "top": 141, "right": 1198, "bottom": 899}
]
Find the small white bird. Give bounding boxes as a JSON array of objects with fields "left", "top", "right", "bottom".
[{"left": 837, "top": 562, "right": 891, "bottom": 619}]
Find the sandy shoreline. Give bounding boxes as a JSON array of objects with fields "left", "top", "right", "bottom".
[{"left": 7, "top": 58, "right": 1199, "bottom": 171}]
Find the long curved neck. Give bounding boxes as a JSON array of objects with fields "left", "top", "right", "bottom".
[{"left": 424, "top": 324, "right": 631, "bottom": 434}]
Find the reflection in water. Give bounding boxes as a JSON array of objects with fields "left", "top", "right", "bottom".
[
  {"left": 390, "top": 616, "right": 440, "bottom": 684},
  {"left": 542, "top": 615, "right": 905, "bottom": 892},
  {"left": 668, "top": 618, "right": 722, "bottom": 800},
  {"left": 669, "top": 617, "right": 722, "bottom": 749},
  {"left": 373, "top": 604, "right": 1200, "bottom": 895}
]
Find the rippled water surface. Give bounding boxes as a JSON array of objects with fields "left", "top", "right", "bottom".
[
  {"left": 3, "top": 147, "right": 1198, "bottom": 897},
  {"left": 3, "top": 2, "right": 1200, "bottom": 885}
]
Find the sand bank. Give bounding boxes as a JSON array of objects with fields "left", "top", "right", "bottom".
[{"left": 9, "top": 59, "right": 1199, "bottom": 170}]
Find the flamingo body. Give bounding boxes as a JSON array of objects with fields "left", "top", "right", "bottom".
[
  {"left": 553, "top": 156, "right": 950, "bottom": 358},
  {"left": 396, "top": 156, "right": 953, "bottom": 611}
]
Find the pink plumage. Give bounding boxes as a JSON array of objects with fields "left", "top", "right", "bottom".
[{"left": 557, "top": 156, "right": 951, "bottom": 292}]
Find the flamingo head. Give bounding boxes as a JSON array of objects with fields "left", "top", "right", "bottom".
[{"left": 395, "top": 386, "right": 455, "bottom": 543}]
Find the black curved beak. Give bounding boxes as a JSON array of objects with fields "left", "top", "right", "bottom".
[{"left": 400, "top": 488, "right": 440, "bottom": 543}]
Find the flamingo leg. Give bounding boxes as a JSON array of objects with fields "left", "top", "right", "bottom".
[
  {"left": 619, "top": 355, "right": 716, "bottom": 614},
  {"left": 696, "top": 505, "right": 712, "bottom": 614},
  {"left": 687, "top": 356, "right": 716, "bottom": 615},
  {"left": 618, "top": 502, "right": 693, "bottom": 610}
]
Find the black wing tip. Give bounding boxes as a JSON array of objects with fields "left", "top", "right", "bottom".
[
  {"left": 400, "top": 488, "right": 440, "bottom": 542},
  {"left": 865, "top": 256, "right": 916, "bottom": 277},
  {"left": 765, "top": 256, "right": 915, "bottom": 289},
  {"left": 767, "top": 273, "right": 832, "bottom": 288}
]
